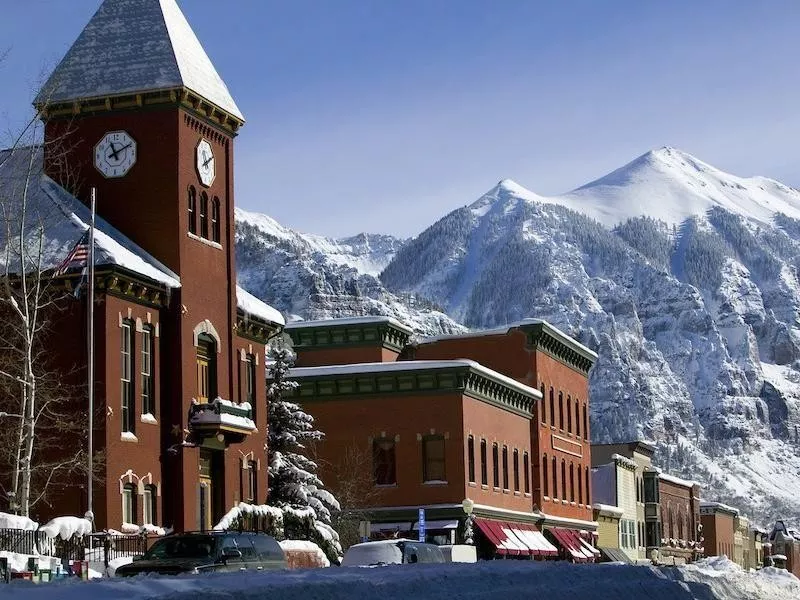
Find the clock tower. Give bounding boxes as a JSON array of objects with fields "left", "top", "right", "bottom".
[{"left": 34, "top": 0, "right": 275, "bottom": 532}]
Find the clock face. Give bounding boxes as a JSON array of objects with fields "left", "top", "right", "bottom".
[
  {"left": 196, "top": 139, "right": 215, "bottom": 187},
  {"left": 94, "top": 131, "right": 137, "bottom": 178}
]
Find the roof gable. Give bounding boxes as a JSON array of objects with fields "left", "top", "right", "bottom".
[{"left": 35, "top": 0, "right": 243, "bottom": 121}]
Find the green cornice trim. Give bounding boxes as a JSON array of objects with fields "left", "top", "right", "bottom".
[
  {"left": 519, "top": 322, "right": 596, "bottom": 375},
  {"left": 293, "top": 364, "right": 534, "bottom": 418},
  {"left": 287, "top": 321, "right": 411, "bottom": 353},
  {"left": 235, "top": 310, "right": 283, "bottom": 344}
]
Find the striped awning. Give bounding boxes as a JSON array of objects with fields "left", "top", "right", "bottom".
[{"left": 474, "top": 519, "right": 558, "bottom": 557}]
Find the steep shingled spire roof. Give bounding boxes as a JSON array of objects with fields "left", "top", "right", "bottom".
[{"left": 35, "top": 0, "right": 243, "bottom": 121}]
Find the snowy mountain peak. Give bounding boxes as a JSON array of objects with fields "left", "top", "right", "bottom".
[{"left": 555, "top": 147, "right": 800, "bottom": 228}]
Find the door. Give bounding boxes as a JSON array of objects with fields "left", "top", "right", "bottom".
[{"left": 199, "top": 451, "right": 213, "bottom": 531}]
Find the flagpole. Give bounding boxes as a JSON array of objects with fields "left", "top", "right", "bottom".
[{"left": 87, "top": 188, "right": 96, "bottom": 526}]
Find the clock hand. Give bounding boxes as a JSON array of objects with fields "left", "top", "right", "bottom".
[
  {"left": 107, "top": 141, "right": 119, "bottom": 160},
  {"left": 203, "top": 155, "right": 214, "bottom": 167}
]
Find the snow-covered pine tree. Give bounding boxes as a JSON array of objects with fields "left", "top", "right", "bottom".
[{"left": 266, "top": 341, "right": 342, "bottom": 562}]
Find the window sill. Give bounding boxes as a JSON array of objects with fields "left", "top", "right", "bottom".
[
  {"left": 422, "top": 480, "right": 448, "bottom": 486},
  {"left": 188, "top": 231, "right": 222, "bottom": 250},
  {"left": 524, "top": 493, "right": 532, "bottom": 498},
  {"left": 570, "top": 501, "right": 577, "bottom": 506},
  {"left": 481, "top": 484, "right": 489, "bottom": 490},
  {"left": 140, "top": 413, "right": 157, "bottom": 425},
  {"left": 121, "top": 432, "right": 138, "bottom": 443},
  {"left": 513, "top": 491, "right": 521, "bottom": 497},
  {"left": 543, "top": 495, "right": 550, "bottom": 501},
  {"left": 502, "top": 489, "right": 510, "bottom": 495},
  {"left": 561, "top": 499, "right": 568, "bottom": 505},
  {"left": 468, "top": 482, "right": 477, "bottom": 488}
]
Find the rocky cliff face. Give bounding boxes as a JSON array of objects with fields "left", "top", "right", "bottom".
[{"left": 234, "top": 207, "right": 464, "bottom": 337}]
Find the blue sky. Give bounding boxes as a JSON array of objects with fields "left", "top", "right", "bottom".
[{"left": 2, "top": 1, "right": 799, "bottom": 238}]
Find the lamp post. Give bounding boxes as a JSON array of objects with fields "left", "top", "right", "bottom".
[{"left": 462, "top": 498, "right": 475, "bottom": 545}]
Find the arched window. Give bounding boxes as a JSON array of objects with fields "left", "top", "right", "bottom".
[
  {"left": 492, "top": 443, "right": 499, "bottom": 488},
  {"left": 539, "top": 384, "right": 546, "bottom": 423},
  {"left": 512, "top": 449, "right": 519, "bottom": 492},
  {"left": 523, "top": 452, "right": 529, "bottom": 494},
  {"left": 552, "top": 456, "right": 558, "bottom": 499},
  {"left": 141, "top": 324, "right": 155, "bottom": 417},
  {"left": 561, "top": 460, "right": 567, "bottom": 500},
  {"left": 583, "top": 404, "right": 588, "bottom": 440},
  {"left": 121, "top": 319, "right": 135, "bottom": 434},
  {"left": 542, "top": 454, "right": 549, "bottom": 497},
  {"left": 567, "top": 396, "right": 572, "bottom": 433},
  {"left": 122, "top": 483, "right": 137, "bottom": 525},
  {"left": 211, "top": 197, "right": 221, "bottom": 243},
  {"left": 467, "top": 436, "right": 475, "bottom": 484},
  {"left": 143, "top": 484, "right": 157, "bottom": 525},
  {"left": 200, "top": 192, "right": 209, "bottom": 239},
  {"left": 558, "top": 392, "right": 564, "bottom": 430},
  {"left": 188, "top": 186, "right": 197, "bottom": 234},
  {"left": 549, "top": 388, "right": 555, "bottom": 426},
  {"left": 578, "top": 465, "right": 583, "bottom": 504},
  {"left": 196, "top": 333, "right": 217, "bottom": 403},
  {"left": 502, "top": 445, "right": 509, "bottom": 490},
  {"left": 569, "top": 463, "right": 575, "bottom": 502},
  {"left": 480, "top": 439, "right": 488, "bottom": 485},
  {"left": 575, "top": 400, "right": 581, "bottom": 437}
]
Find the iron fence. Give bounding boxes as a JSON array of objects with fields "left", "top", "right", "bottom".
[{"left": 0, "top": 528, "right": 49, "bottom": 555}]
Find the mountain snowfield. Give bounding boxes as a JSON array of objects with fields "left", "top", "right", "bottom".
[
  {"left": 236, "top": 147, "right": 800, "bottom": 526},
  {"left": 234, "top": 207, "right": 465, "bottom": 336}
]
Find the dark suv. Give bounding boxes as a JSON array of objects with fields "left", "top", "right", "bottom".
[{"left": 115, "top": 531, "right": 286, "bottom": 577}]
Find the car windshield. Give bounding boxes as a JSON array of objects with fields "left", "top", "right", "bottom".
[
  {"left": 144, "top": 535, "right": 217, "bottom": 560},
  {"left": 342, "top": 542, "right": 402, "bottom": 566}
]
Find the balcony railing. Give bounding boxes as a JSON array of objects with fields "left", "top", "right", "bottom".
[{"left": 188, "top": 397, "right": 256, "bottom": 444}]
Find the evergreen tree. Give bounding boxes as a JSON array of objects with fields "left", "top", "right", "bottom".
[{"left": 267, "top": 342, "right": 342, "bottom": 562}]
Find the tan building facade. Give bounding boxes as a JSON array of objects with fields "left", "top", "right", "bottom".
[{"left": 591, "top": 455, "right": 638, "bottom": 562}]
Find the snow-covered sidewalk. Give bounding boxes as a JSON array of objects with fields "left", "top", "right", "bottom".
[{"left": 1, "top": 556, "right": 797, "bottom": 600}]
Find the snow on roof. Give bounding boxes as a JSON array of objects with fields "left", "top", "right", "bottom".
[
  {"left": 285, "top": 315, "right": 413, "bottom": 334},
  {"left": 418, "top": 318, "right": 597, "bottom": 359},
  {"left": 658, "top": 472, "right": 700, "bottom": 489},
  {"left": 236, "top": 285, "right": 285, "bottom": 326},
  {"left": 700, "top": 501, "right": 739, "bottom": 515},
  {"left": 0, "top": 148, "right": 180, "bottom": 288},
  {"left": 35, "top": 0, "right": 243, "bottom": 121},
  {"left": 592, "top": 503, "right": 624, "bottom": 518},
  {"left": 290, "top": 359, "right": 542, "bottom": 399},
  {"left": 610, "top": 453, "right": 637, "bottom": 470}
]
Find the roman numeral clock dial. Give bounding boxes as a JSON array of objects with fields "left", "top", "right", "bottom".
[{"left": 94, "top": 131, "right": 137, "bottom": 178}]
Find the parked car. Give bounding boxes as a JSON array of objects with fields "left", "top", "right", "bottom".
[
  {"left": 341, "top": 539, "right": 445, "bottom": 567},
  {"left": 115, "top": 531, "right": 286, "bottom": 576}
]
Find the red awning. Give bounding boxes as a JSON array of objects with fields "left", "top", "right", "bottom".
[
  {"left": 475, "top": 519, "right": 529, "bottom": 556},
  {"left": 514, "top": 522, "right": 559, "bottom": 557},
  {"left": 549, "top": 527, "right": 589, "bottom": 562}
]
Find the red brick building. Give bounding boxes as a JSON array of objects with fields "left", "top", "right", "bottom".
[
  {"left": 700, "top": 501, "right": 738, "bottom": 560},
  {"left": 656, "top": 473, "right": 702, "bottom": 564},
  {"left": 0, "top": 0, "right": 283, "bottom": 531},
  {"left": 285, "top": 317, "right": 598, "bottom": 561}
]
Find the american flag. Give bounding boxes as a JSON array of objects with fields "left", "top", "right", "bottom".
[{"left": 55, "top": 232, "right": 90, "bottom": 277}]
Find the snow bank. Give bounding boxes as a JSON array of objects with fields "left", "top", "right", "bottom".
[
  {"left": 0, "top": 512, "right": 38, "bottom": 531},
  {"left": 38, "top": 516, "right": 92, "bottom": 540},
  {"left": 2, "top": 558, "right": 797, "bottom": 600},
  {"left": 279, "top": 540, "right": 330, "bottom": 567}
]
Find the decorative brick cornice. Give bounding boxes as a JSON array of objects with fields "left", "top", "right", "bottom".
[
  {"left": 292, "top": 363, "right": 535, "bottom": 418},
  {"left": 37, "top": 87, "right": 243, "bottom": 135},
  {"left": 235, "top": 310, "right": 283, "bottom": 344},
  {"left": 519, "top": 321, "right": 596, "bottom": 375},
  {"left": 286, "top": 318, "right": 412, "bottom": 354}
]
